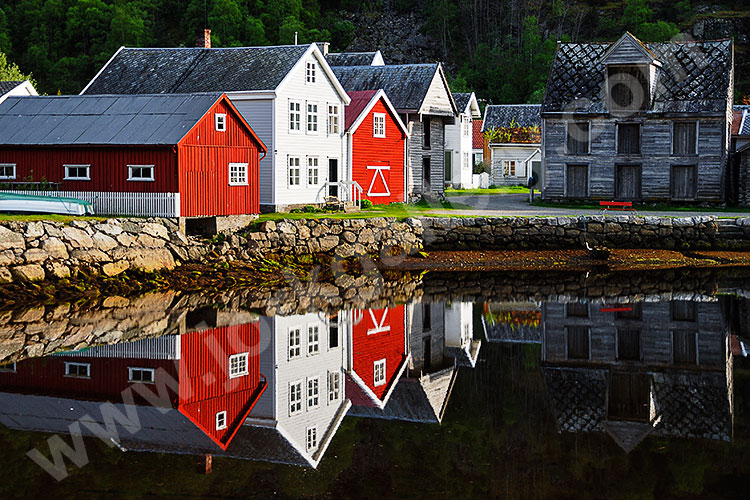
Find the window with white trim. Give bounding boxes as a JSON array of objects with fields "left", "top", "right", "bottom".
[
  {"left": 328, "top": 104, "right": 339, "bottom": 134},
  {"left": 216, "top": 411, "right": 227, "bottom": 430},
  {"left": 215, "top": 113, "right": 226, "bottom": 132},
  {"left": 289, "top": 101, "right": 301, "bottom": 131},
  {"left": 308, "top": 325, "right": 319, "bottom": 355},
  {"left": 127, "top": 164, "right": 154, "bottom": 182},
  {"left": 503, "top": 160, "right": 516, "bottom": 177},
  {"left": 289, "top": 381, "right": 302, "bottom": 415},
  {"left": 128, "top": 367, "right": 155, "bottom": 384},
  {"left": 373, "top": 113, "right": 386, "bottom": 138},
  {"left": 65, "top": 362, "right": 90, "bottom": 378},
  {"left": 328, "top": 371, "right": 340, "bottom": 403},
  {"left": 463, "top": 152, "right": 469, "bottom": 169},
  {"left": 229, "top": 162, "right": 248, "bottom": 186},
  {"left": 229, "top": 352, "right": 249, "bottom": 378},
  {"left": 64, "top": 164, "right": 90, "bottom": 180},
  {"left": 289, "top": 327, "right": 301, "bottom": 359},
  {"left": 307, "top": 377, "right": 319, "bottom": 408},
  {"left": 0, "top": 362, "right": 17, "bottom": 373},
  {"left": 0, "top": 163, "right": 16, "bottom": 180},
  {"left": 374, "top": 359, "right": 386, "bottom": 386},
  {"left": 307, "top": 157, "right": 319, "bottom": 185},
  {"left": 307, "top": 103, "right": 318, "bottom": 133},
  {"left": 306, "top": 426, "right": 317, "bottom": 450},
  {"left": 463, "top": 116, "right": 471, "bottom": 136},
  {"left": 288, "top": 157, "right": 301, "bottom": 186},
  {"left": 306, "top": 62, "right": 316, "bottom": 83}
]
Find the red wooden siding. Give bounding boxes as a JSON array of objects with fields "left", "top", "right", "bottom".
[
  {"left": 351, "top": 305, "right": 406, "bottom": 400},
  {"left": 351, "top": 99, "right": 406, "bottom": 205},
  {"left": 0, "top": 147, "right": 178, "bottom": 192},
  {"left": 0, "top": 357, "right": 178, "bottom": 406},
  {"left": 178, "top": 98, "right": 263, "bottom": 217},
  {"left": 178, "top": 323, "right": 265, "bottom": 448}
]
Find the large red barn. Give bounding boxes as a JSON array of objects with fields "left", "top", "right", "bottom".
[
  {"left": 345, "top": 90, "right": 408, "bottom": 205},
  {"left": 0, "top": 93, "right": 266, "bottom": 217}
]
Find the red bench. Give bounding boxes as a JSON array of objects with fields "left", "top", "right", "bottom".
[{"left": 600, "top": 200, "right": 635, "bottom": 212}]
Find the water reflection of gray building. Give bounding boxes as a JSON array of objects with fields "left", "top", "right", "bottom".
[{"left": 541, "top": 300, "right": 734, "bottom": 452}]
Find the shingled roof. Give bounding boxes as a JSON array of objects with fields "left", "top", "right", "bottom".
[
  {"left": 734, "top": 105, "right": 750, "bottom": 136},
  {"left": 0, "top": 93, "right": 235, "bottom": 146},
  {"left": 452, "top": 92, "right": 472, "bottom": 112},
  {"left": 81, "top": 45, "right": 310, "bottom": 95},
  {"left": 542, "top": 37, "right": 733, "bottom": 115},
  {"left": 0, "top": 81, "right": 24, "bottom": 95},
  {"left": 326, "top": 51, "right": 383, "bottom": 67},
  {"left": 482, "top": 104, "right": 541, "bottom": 131},
  {"left": 332, "top": 63, "right": 456, "bottom": 115}
]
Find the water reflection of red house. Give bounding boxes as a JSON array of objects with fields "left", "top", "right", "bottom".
[
  {"left": 0, "top": 324, "right": 266, "bottom": 451},
  {"left": 346, "top": 306, "right": 409, "bottom": 409}
]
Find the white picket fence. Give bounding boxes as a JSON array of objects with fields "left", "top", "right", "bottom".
[{"left": 3, "top": 190, "right": 179, "bottom": 217}]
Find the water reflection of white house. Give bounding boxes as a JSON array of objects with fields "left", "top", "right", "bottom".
[{"left": 243, "top": 312, "right": 351, "bottom": 468}]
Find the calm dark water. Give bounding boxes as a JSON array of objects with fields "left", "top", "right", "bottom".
[{"left": 1, "top": 273, "right": 749, "bottom": 499}]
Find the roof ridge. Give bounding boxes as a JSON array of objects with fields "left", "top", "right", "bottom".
[{"left": 121, "top": 44, "right": 309, "bottom": 50}]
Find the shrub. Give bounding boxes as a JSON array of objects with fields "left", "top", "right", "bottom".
[
  {"left": 302, "top": 205, "right": 318, "bottom": 213},
  {"left": 361, "top": 199, "right": 373, "bottom": 209}
]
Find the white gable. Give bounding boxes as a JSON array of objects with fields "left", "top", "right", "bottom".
[{"left": 419, "top": 66, "right": 456, "bottom": 117}]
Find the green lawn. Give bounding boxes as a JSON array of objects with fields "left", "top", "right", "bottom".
[{"left": 446, "top": 186, "right": 538, "bottom": 196}]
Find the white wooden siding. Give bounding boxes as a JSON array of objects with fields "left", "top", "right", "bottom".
[
  {"left": 420, "top": 71, "right": 454, "bottom": 116},
  {"left": 444, "top": 111, "right": 474, "bottom": 188}
]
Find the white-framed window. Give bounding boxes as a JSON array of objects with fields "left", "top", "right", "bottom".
[
  {"left": 463, "top": 152, "right": 469, "bottom": 169},
  {"left": 289, "top": 327, "right": 301, "bottom": 359},
  {"left": 307, "top": 157, "right": 319, "bottom": 185},
  {"left": 503, "top": 160, "right": 516, "bottom": 177},
  {"left": 373, "top": 113, "right": 386, "bottom": 138},
  {"left": 306, "top": 62, "right": 316, "bottom": 83},
  {"left": 289, "top": 380, "right": 303, "bottom": 415},
  {"left": 215, "top": 411, "right": 227, "bottom": 430},
  {"left": 229, "top": 162, "right": 248, "bottom": 186},
  {"left": 463, "top": 116, "right": 471, "bottom": 136},
  {"left": 229, "top": 352, "right": 249, "bottom": 378},
  {"left": 328, "top": 371, "right": 340, "bottom": 403},
  {"left": 215, "top": 113, "right": 226, "bottom": 132},
  {"left": 307, "top": 103, "right": 318, "bottom": 133},
  {"left": 0, "top": 163, "right": 16, "bottom": 180},
  {"left": 64, "top": 164, "right": 90, "bottom": 181},
  {"left": 289, "top": 101, "right": 301, "bottom": 132},
  {"left": 307, "top": 377, "right": 320, "bottom": 408},
  {"left": 288, "top": 157, "right": 301, "bottom": 186},
  {"left": 308, "top": 325, "right": 320, "bottom": 355},
  {"left": 127, "top": 164, "right": 154, "bottom": 182},
  {"left": 65, "top": 362, "right": 90, "bottom": 378},
  {"left": 328, "top": 104, "right": 339, "bottom": 134},
  {"left": 374, "top": 359, "right": 386, "bottom": 386},
  {"left": 128, "top": 367, "right": 155, "bottom": 384},
  {"left": 0, "top": 362, "right": 17, "bottom": 373},
  {"left": 306, "top": 426, "right": 318, "bottom": 450}
]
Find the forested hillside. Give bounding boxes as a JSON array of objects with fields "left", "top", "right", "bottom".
[{"left": 0, "top": 1, "right": 748, "bottom": 102}]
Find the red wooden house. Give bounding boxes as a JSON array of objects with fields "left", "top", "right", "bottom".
[
  {"left": 346, "top": 305, "right": 409, "bottom": 409},
  {"left": 0, "top": 324, "right": 266, "bottom": 451},
  {"left": 0, "top": 93, "right": 266, "bottom": 218},
  {"left": 345, "top": 90, "right": 408, "bottom": 204}
]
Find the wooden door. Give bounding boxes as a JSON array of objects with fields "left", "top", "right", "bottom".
[
  {"left": 328, "top": 159, "right": 338, "bottom": 197},
  {"left": 566, "top": 164, "right": 588, "bottom": 198},
  {"left": 616, "top": 164, "right": 641, "bottom": 200},
  {"left": 671, "top": 165, "right": 697, "bottom": 200},
  {"left": 608, "top": 372, "right": 650, "bottom": 421},
  {"left": 444, "top": 151, "right": 452, "bottom": 185},
  {"left": 422, "top": 157, "right": 431, "bottom": 192}
]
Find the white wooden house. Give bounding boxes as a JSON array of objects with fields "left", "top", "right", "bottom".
[
  {"left": 81, "top": 43, "right": 351, "bottom": 212},
  {"left": 445, "top": 92, "right": 481, "bottom": 188},
  {"left": 482, "top": 104, "right": 542, "bottom": 187},
  {"left": 0, "top": 80, "right": 36, "bottom": 105}
]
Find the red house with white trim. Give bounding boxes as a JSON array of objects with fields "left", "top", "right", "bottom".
[
  {"left": 0, "top": 93, "right": 266, "bottom": 218},
  {"left": 345, "top": 90, "right": 408, "bottom": 205},
  {"left": 346, "top": 305, "right": 409, "bottom": 409}
]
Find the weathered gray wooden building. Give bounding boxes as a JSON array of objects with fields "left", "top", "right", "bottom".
[
  {"left": 332, "top": 64, "right": 458, "bottom": 200},
  {"left": 541, "top": 33, "right": 734, "bottom": 203},
  {"left": 541, "top": 299, "right": 734, "bottom": 451}
]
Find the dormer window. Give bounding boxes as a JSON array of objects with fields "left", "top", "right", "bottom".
[
  {"left": 215, "top": 113, "right": 226, "bottom": 131},
  {"left": 608, "top": 66, "right": 649, "bottom": 112}
]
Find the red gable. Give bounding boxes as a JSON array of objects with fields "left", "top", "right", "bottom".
[{"left": 345, "top": 90, "right": 379, "bottom": 131}]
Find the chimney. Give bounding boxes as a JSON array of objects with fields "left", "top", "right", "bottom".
[
  {"left": 319, "top": 42, "right": 330, "bottom": 56},
  {"left": 196, "top": 28, "right": 211, "bottom": 48}
]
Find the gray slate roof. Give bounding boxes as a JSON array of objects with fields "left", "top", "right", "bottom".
[
  {"left": 736, "top": 105, "right": 750, "bottom": 136},
  {"left": 332, "top": 64, "right": 440, "bottom": 112},
  {"left": 0, "top": 81, "right": 24, "bottom": 95},
  {"left": 326, "top": 52, "right": 380, "bottom": 66},
  {"left": 452, "top": 92, "right": 473, "bottom": 112},
  {"left": 482, "top": 104, "right": 541, "bottom": 131},
  {"left": 543, "top": 39, "right": 733, "bottom": 114},
  {"left": 81, "top": 46, "right": 309, "bottom": 95},
  {"left": 0, "top": 93, "right": 224, "bottom": 145}
]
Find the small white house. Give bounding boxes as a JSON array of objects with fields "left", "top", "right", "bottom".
[
  {"left": 0, "top": 80, "right": 36, "bottom": 105},
  {"left": 81, "top": 42, "right": 351, "bottom": 212},
  {"left": 444, "top": 92, "right": 481, "bottom": 189},
  {"left": 482, "top": 104, "right": 542, "bottom": 187}
]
